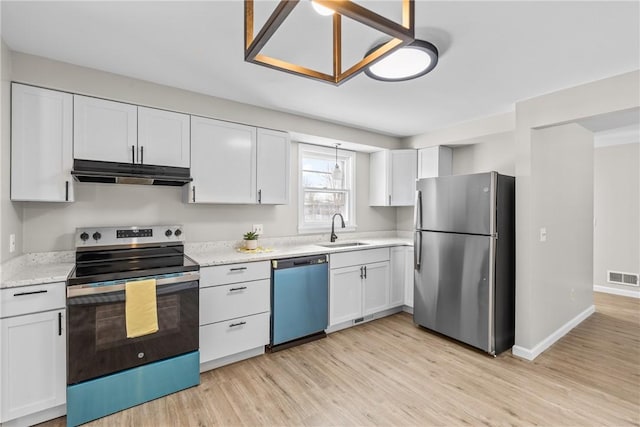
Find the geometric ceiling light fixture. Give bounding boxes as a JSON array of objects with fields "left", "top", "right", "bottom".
[
  {"left": 365, "top": 39, "right": 439, "bottom": 82},
  {"left": 244, "top": 0, "right": 415, "bottom": 85}
]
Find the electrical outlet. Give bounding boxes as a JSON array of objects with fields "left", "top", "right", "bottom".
[
  {"left": 9, "top": 234, "right": 15, "bottom": 253},
  {"left": 252, "top": 224, "right": 263, "bottom": 235},
  {"left": 539, "top": 227, "right": 547, "bottom": 242},
  {"left": 570, "top": 288, "right": 576, "bottom": 301}
]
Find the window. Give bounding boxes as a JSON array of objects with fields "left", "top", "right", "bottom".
[{"left": 298, "top": 143, "right": 356, "bottom": 232}]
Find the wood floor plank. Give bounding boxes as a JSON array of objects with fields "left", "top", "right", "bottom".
[{"left": 38, "top": 292, "right": 639, "bottom": 426}]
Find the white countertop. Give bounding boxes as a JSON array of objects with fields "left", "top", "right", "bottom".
[
  {"left": 188, "top": 237, "right": 412, "bottom": 267},
  {"left": 0, "top": 233, "right": 412, "bottom": 289}
]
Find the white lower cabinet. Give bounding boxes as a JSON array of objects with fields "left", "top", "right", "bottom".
[
  {"left": 199, "top": 261, "right": 271, "bottom": 371},
  {"left": 200, "top": 313, "right": 270, "bottom": 363},
  {"left": 329, "top": 266, "right": 363, "bottom": 325},
  {"left": 391, "top": 246, "right": 415, "bottom": 309},
  {"left": 363, "top": 262, "right": 391, "bottom": 315},
  {"left": 329, "top": 248, "right": 392, "bottom": 328},
  {"left": 390, "top": 246, "right": 408, "bottom": 308},
  {"left": 404, "top": 247, "right": 415, "bottom": 308},
  {"left": 0, "top": 284, "right": 66, "bottom": 425}
]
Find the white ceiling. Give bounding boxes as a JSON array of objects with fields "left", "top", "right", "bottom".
[{"left": 2, "top": 1, "right": 639, "bottom": 138}]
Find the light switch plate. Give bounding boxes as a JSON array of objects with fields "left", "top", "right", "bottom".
[
  {"left": 539, "top": 227, "right": 547, "bottom": 242},
  {"left": 9, "top": 234, "right": 15, "bottom": 253}
]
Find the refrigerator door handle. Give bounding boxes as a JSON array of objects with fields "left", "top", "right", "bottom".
[
  {"left": 414, "top": 231, "right": 422, "bottom": 271},
  {"left": 414, "top": 190, "right": 422, "bottom": 230}
]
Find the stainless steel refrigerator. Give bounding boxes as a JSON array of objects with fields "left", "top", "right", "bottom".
[{"left": 413, "top": 171, "right": 515, "bottom": 355}]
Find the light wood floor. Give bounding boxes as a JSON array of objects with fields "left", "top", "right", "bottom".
[{"left": 41, "top": 292, "right": 639, "bottom": 426}]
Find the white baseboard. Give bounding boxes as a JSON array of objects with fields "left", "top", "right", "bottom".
[
  {"left": 594, "top": 285, "right": 640, "bottom": 299},
  {"left": 512, "top": 304, "right": 595, "bottom": 361}
]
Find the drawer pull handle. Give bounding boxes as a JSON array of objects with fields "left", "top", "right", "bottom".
[
  {"left": 13, "top": 290, "right": 48, "bottom": 297},
  {"left": 229, "top": 286, "right": 247, "bottom": 292},
  {"left": 229, "top": 267, "right": 248, "bottom": 272},
  {"left": 58, "top": 312, "right": 63, "bottom": 336},
  {"left": 229, "top": 321, "right": 247, "bottom": 328}
]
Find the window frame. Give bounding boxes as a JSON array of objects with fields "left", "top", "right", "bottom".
[{"left": 298, "top": 143, "right": 357, "bottom": 233}]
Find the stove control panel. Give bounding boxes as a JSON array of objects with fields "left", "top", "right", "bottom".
[{"left": 75, "top": 225, "right": 185, "bottom": 248}]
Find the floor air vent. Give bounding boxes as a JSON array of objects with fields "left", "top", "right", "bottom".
[{"left": 608, "top": 270, "right": 639, "bottom": 287}]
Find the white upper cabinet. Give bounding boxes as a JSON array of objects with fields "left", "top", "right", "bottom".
[
  {"left": 74, "top": 95, "right": 137, "bottom": 164},
  {"left": 137, "top": 107, "right": 190, "bottom": 168},
  {"left": 369, "top": 149, "right": 417, "bottom": 206},
  {"left": 256, "top": 128, "right": 290, "bottom": 205},
  {"left": 189, "top": 116, "right": 257, "bottom": 204},
  {"left": 188, "top": 117, "right": 289, "bottom": 205},
  {"left": 417, "top": 146, "right": 452, "bottom": 179},
  {"left": 11, "top": 84, "right": 74, "bottom": 202},
  {"left": 74, "top": 96, "right": 189, "bottom": 168}
]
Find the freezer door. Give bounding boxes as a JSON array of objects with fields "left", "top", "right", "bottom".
[
  {"left": 414, "top": 231, "right": 493, "bottom": 352},
  {"left": 416, "top": 172, "right": 495, "bottom": 235}
]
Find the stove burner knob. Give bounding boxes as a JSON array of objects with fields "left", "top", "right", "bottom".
[
  {"left": 92, "top": 232, "right": 101, "bottom": 241},
  {"left": 80, "top": 232, "right": 89, "bottom": 242},
  {"left": 174, "top": 229, "right": 182, "bottom": 237},
  {"left": 165, "top": 229, "right": 173, "bottom": 237}
]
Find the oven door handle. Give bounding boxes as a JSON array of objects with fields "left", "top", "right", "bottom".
[{"left": 67, "top": 271, "right": 200, "bottom": 298}]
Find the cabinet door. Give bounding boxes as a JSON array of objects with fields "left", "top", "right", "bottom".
[
  {"left": 74, "top": 95, "right": 137, "bottom": 163},
  {"left": 390, "top": 150, "right": 417, "bottom": 206},
  {"left": 189, "top": 116, "right": 257, "bottom": 204},
  {"left": 418, "top": 146, "right": 452, "bottom": 179},
  {"left": 390, "top": 247, "right": 406, "bottom": 307},
  {"left": 405, "top": 247, "right": 415, "bottom": 307},
  {"left": 369, "top": 150, "right": 389, "bottom": 206},
  {"left": 138, "top": 107, "right": 190, "bottom": 168},
  {"left": 1, "top": 310, "right": 65, "bottom": 422},
  {"left": 363, "top": 261, "right": 390, "bottom": 315},
  {"left": 329, "top": 266, "right": 363, "bottom": 326},
  {"left": 256, "top": 129, "right": 290, "bottom": 205},
  {"left": 11, "top": 84, "right": 73, "bottom": 202}
]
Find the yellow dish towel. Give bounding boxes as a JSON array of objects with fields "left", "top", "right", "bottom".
[{"left": 125, "top": 279, "right": 159, "bottom": 338}]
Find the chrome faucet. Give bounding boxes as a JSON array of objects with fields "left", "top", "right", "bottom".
[{"left": 330, "top": 213, "right": 345, "bottom": 242}]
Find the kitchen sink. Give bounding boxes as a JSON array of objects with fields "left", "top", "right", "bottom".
[{"left": 318, "top": 242, "right": 369, "bottom": 248}]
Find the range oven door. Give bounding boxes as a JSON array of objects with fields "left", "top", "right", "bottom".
[{"left": 66, "top": 273, "right": 199, "bottom": 385}]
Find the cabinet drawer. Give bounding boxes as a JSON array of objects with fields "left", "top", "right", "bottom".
[
  {"left": 200, "top": 279, "right": 270, "bottom": 325},
  {"left": 330, "top": 248, "right": 390, "bottom": 269},
  {"left": 199, "top": 312, "right": 269, "bottom": 363},
  {"left": 1, "top": 282, "right": 66, "bottom": 318},
  {"left": 200, "top": 261, "right": 270, "bottom": 288}
]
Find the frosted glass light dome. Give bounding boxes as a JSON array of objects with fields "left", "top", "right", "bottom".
[
  {"left": 311, "top": 0, "right": 335, "bottom": 16},
  {"left": 365, "top": 40, "right": 439, "bottom": 82}
]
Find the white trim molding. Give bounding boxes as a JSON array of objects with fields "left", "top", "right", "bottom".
[
  {"left": 594, "top": 285, "right": 640, "bottom": 299},
  {"left": 512, "top": 305, "right": 595, "bottom": 361}
]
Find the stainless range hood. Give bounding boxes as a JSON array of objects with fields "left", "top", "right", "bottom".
[{"left": 71, "top": 159, "right": 192, "bottom": 186}]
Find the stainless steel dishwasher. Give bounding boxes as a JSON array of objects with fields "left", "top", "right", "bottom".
[{"left": 270, "top": 255, "right": 329, "bottom": 351}]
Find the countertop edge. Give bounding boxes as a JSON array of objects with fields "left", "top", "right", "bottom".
[{"left": 1, "top": 239, "right": 413, "bottom": 289}]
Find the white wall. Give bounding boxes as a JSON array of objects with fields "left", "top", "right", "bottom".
[
  {"left": 0, "top": 40, "right": 23, "bottom": 263},
  {"left": 6, "top": 49, "right": 399, "bottom": 253},
  {"left": 451, "top": 132, "right": 515, "bottom": 176},
  {"left": 514, "top": 70, "right": 639, "bottom": 354},
  {"left": 21, "top": 142, "right": 396, "bottom": 253},
  {"left": 527, "top": 123, "right": 594, "bottom": 346},
  {"left": 593, "top": 142, "right": 640, "bottom": 292}
]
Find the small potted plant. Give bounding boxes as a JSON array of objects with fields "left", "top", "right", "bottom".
[{"left": 243, "top": 230, "right": 259, "bottom": 250}]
